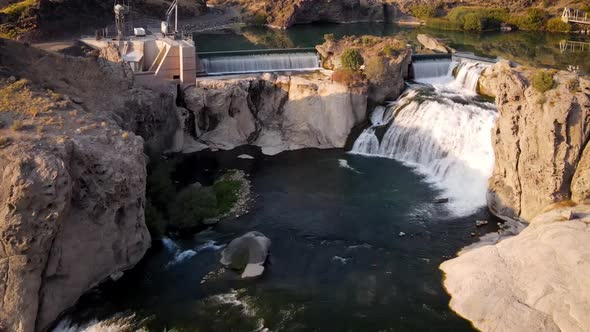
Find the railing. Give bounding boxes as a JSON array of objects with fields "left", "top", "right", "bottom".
[
  {"left": 559, "top": 40, "right": 590, "bottom": 53},
  {"left": 562, "top": 7, "right": 590, "bottom": 24}
]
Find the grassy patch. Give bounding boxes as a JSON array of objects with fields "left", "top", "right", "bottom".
[
  {"left": 532, "top": 70, "right": 555, "bottom": 93},
  {"left": 213, "top": 178, "right": 241, "bottom": 214},
  {"left": 409, "top": 4, "right": 438, "bottom": 20},
  {"left": 546, "top": 17, "right": 571, "bottom": 32},
  {"left": 169, "top": 186, "right": 219, "bottom": 228},
  {"left": 1, "top": 0, "right": 37, "bottom": 20}
]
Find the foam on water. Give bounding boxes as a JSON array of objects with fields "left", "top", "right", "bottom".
[{"left": 163, "top": 238, "right": 225, "bottom": 268}]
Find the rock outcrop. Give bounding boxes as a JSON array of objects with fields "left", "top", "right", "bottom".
[
  {"left": 220, "top": 231, "right": 271, "bottom": 278},
  {"left": 416, "top": 34, "right": 452, "bottom": 53},
  {"left": 182, "top": 72, "right": 367, "bottom": 155},
  {"left": 440, "top": 205, "right": 590, "bottom": 332},
  {"left": 0, "top": 39, "right": 177, "bottom": 331},
  {"left": 316, "top": 35, "right": 411, "bottom": 104},
  {"left": 264, "top": 0, "right": 387, "bottom": 28},
  {"left": 480, "top": 61, "right": 590, "bottom": 222}
]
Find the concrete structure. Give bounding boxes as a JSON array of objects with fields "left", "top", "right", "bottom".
[{"left": 82, "top": 34, "right": 199, "bottom": 86}]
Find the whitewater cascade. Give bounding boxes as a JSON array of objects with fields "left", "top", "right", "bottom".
[
  {"left": 351, "top": 60, "right": 497, "bottom": 216},
  {"left": 201, "top": 52, "right": 320, "bottom": 75}
]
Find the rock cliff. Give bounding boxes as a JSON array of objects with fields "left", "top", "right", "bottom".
[
  {"left": 0, "top": 39, "right": 177, "bottom": 331},
  {"left": 182, "top": 72, "right": 367, "bottom": 155},
  {"left": 480, "top": 61, "right": 590, "bottom": 222},
  {"left": 441, "top": 205, "right": 590, "bottom": 332}
]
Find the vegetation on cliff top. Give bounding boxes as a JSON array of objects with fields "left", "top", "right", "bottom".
[
  {"left": 532, "top": 70, "right": 556, "bottom": 93},
  {"left": 421, "top": 5, "right": 569, "bottom": 32}
]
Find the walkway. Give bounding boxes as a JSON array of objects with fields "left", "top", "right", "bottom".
[{"left": 562, "top": 8, "right": 590, "bottom": 25}]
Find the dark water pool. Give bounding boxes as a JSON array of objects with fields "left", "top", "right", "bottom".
[{"left": 58, "top": 148, "right": 498, "bottom": 331}]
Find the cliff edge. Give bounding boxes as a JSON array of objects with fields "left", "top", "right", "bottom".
[{"left": 0, "top": 39, "right": 177, "bottom": 332}]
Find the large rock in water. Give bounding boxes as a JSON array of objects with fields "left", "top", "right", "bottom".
[
  {"left": 481, "top": 62, "right": 590, "bottom": 222},
  {"left": 440, "top": 205, "right": 590, "bottom": 332},
  {"left": 220, "top": 231, "right": 271, "bottom": 278},
  {"left": 416, "top": 34, "right": 451, "bottom": 53}
]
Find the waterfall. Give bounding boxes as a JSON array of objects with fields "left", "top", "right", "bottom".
[
  {"left": 201, "top": 52, "right": 320, "bottom": 75},
  {"left": 411, "top": 58, "right": 453, "bottom": 81},
  {"left": 351, "top": 61, "right": 497, "bottom": 216}
]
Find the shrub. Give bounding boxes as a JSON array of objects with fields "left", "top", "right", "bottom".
[
  {"left": 361, "top": 36, "right": 378, "bottom": 46},
  {"left": 382, "top": 45, "right": 398, "bottom": 58},
  {"left": 546, "top": 17, "right": 571, "bottom": 32},
  {"left": 324, "top": 33, "right": 335, "bottom": 42},
  {"left": 0, "top": 0, "right": 37, "bottom": 21},
  {"left": 169, "top": 186, "right": 219, "bottom": 229},
  {"left": 513, "top": 8, "right": 548, "bottom": 31},
  {"left": 409, "top": 5, "right": 437, "bottom": 20},
  {"left": 365, "top": 56, "right": 388, "bottom": 82},
  {"left": 213, "top": 179, "right": 241, "bottom": 214},
  {"left": 532, "top": 70, "right": 555, "bottom": 93},
  {"left": 340, "top": 49, "right": 364, "bottom": 71},
  {"left": 463, "top": 13, "right": 483, "bottom": 30},
  {"left": 426, "top": 17, "right": 463, "bottom": 30}
]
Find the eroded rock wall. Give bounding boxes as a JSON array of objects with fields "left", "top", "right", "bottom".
[
  {"left": 0, "top": 39, "right": 178, "bottom": 331},
  {"left": 182, "top": 73, "right": 367, "bottom": 155},
  {"left": 481, "top": 62, "right": 590, "bottom": 222}
]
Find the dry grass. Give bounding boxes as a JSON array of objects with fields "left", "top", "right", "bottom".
[{"left": 0, "top": 79, "right": 59, "bottom": 118}]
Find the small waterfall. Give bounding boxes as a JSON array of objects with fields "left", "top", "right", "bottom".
[
  {"left": 351, "top": 60, "right": 497, "bottom": 216},
  {"left": 201, "top": 52, "right": 320, "bottom": 75},
  {"left": 411, "top": 58, "right": 453, "bottom": 81},
  {"left": 452, "top": 61, "right": 488, "bottom": 93}
]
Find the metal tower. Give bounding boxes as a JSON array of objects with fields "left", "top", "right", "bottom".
[{"left": 114, "top": 0, "right": 130, "bottom": 40}]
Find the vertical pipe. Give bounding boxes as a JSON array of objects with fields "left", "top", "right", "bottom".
[{"left": 175, "top": 2, "right": 178, "bottom": 33}]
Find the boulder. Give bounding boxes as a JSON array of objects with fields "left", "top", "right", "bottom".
[
  {"left": 417, "top": 34, "right": 451, "bottom": 53},
  {"left": 220, "top": 231, "right": 271, "bottom": 278},
  {"left": 441, "top": 205, "right": 590, "bottom": 332}
]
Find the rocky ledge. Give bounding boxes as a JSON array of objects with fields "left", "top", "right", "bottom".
[{"left": 441, "top": 205, "right": 590, "bottom": 332}]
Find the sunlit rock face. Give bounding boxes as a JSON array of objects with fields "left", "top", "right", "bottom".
[
  {"left": 182, "top": 72, "right": 367, "bottom": 155},
  {"left": 481, "top": 62, "right": 590, "bottom": 222},
  {"left": 441, "top": 205, "right": 590, "bottom": 332}
]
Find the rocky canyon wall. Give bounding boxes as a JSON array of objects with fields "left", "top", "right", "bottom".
[
  {"left": 480, "top": 61, "right": 590, "bottom": 222},
  {"left": 181, "top": 73, "right": 368, "bottom": 155},
  {"left": 0, "top": 39, "right": 178, "bottom": 331}
]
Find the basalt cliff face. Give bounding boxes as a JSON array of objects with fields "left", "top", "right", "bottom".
[
  {"left": 479, "top": 61, "right": 590, "bottom": 222},
  {"left": 0, "top": 39, "right": 177, "bottom": 332},
  {"left": 181, "top": 73, "right": 367, "bottom": 155}
]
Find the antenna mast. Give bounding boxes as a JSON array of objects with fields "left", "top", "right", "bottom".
[
  {"left": 114, "top": 0, "right": 130, "bottom": 41},
  {"left": 164, "top": 0, "right": 179, "bottom": 36}
]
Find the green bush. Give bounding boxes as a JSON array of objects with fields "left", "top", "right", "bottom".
[
  {"left": 512, "top": 8, "right": 548, "bottom": 31},
  {"left": 463, "top": 13, "right": 483, "bottom": 31},
  {"left": 409, "top": 5, "right": 437, "bottom": 20},
  {"left": 426, "top": 17, "right": 463, "bottom": 30},
  {"left": 340, "top": 49, "right": 364, "bottom": 71},
  {"left": 532, "top": 70, "right": 555, "bottom": 93},
  {"left": 213, "top": 179, "right": 241, "bottom": 214},
  {"left": 382, "top": 45, "right": 398, "bottom": 58},
  {"left": 1, "top": 0, "right": 37, "bottom": 21},
  {"left": 169, "top": 186, "right": 219, "bottom": 229},
  {"left": 546, "top": 17, "right": 571, "bottom": 32}
]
